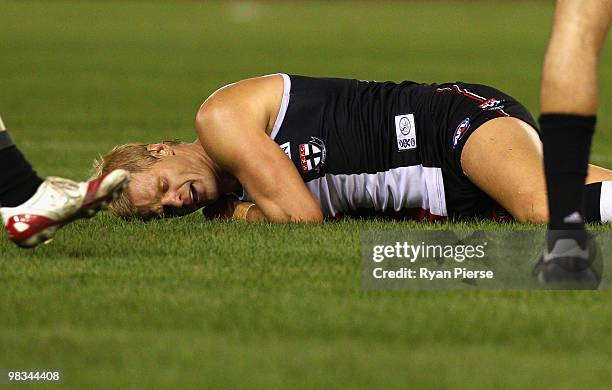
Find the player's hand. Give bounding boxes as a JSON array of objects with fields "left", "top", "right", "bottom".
[{"left": 202, "top": 194, "right": 240, "bottom": 220}]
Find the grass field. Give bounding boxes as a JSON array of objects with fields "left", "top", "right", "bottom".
[{"left": 1, "top": 1, "right": 611, "bottom": 388}]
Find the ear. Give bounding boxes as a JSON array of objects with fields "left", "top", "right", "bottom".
[{"left": 146, "top": 143, "right": 174, "bottom": 158}]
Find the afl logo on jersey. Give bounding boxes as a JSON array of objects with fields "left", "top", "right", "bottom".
[
  {"left": 299, "top": 137, "right": 327, "bottom": 173},
  {"left": 452, "top": 118, "right": 471, "bottom": 149}
]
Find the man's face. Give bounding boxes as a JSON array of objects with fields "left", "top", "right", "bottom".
[{"left": 127, "top": 144, "right": 220, "bottom": 218}]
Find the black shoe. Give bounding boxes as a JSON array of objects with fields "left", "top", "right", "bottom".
[{"left": 533, "top": 231, "right": 601, "bottom": 290}]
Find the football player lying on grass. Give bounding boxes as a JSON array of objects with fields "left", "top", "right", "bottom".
[{"left": 94, "top": 74, "right": 612, "bottom": 225}]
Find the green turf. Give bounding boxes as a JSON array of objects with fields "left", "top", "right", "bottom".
[{"left": 1, "top": 1, "right": 611, "bottom": 388}]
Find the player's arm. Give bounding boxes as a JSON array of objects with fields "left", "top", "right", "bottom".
[
  {"left": 195, "top": 78, "right": 324, "bottom": 223},
  {"left": 201, "top": 194, "right": 268, "bottom": 222}
]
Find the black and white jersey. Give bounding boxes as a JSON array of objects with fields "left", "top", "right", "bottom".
[
  {"left": 250, "top": 73, "right": 537, "bottom": 221},
  {"left": 265, "top": 73, "right": 448, "bottom": 220}
]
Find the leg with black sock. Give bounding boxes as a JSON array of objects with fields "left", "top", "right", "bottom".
[
  {"left": 541, "top": 114, "right": 595, "bottom": 233},
  {"left": 537, "top": 114, "right": 600, "bottom": 287},
  {"left": 0, "top": 120, "right": 44, "bottom": 207},
  {"left": 537, "top": 115, "right": 602, "bottom": 287},
  {"left": 534, "top": 177, "right": 611, "bottom": 288},
  {"left": 534, "top": 178, "right": 611, "bottom": 288},
  {"left": 0, "top": 114, "right": 129, "bottom": 248},
  {"left": 536, "top": 0, "right": 611, "bottom": 287}
]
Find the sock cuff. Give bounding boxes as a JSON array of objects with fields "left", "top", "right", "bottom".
[
  {"left": 601, "top": 181, "right": 612, "bottom": 223},
  {"left": 539, "top": 114, "right": 597, "bottom": 136},
  {"left": 0, "top": 131, "right": 15, "bottom": 151}
]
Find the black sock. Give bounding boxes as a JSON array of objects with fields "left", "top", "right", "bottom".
[
  {"left": 540, "top": 114, "right": 596, "bottom": 231},
  {"left": 0, "top": 131, "right": 44, "bottom": 207},
  {"left": 545, "top": 183, "right": 603, "bottom": 252},
  {"left": 584, "top": 182, "right": 602, "bottom": 223}
]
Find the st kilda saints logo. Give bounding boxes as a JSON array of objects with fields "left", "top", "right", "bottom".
[{"left": 299, "top": 137, "right": 327, "bottom": 173}]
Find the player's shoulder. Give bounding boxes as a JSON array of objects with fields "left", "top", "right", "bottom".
[
  {"left": 197, "top": 74, "right": 282, "bottom": 123},
  {"left": 202, "top": 74, "right": 283, "bottom": 107},
  {"left": 195, "top": 74, "right": 284, "bottom": 141}
]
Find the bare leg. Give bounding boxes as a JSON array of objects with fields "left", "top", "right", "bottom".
[
  {"left": 540, "top": 1, "right": 611, "bottom": 232},
  {"left": 537, "top": 2, "right": 611, "bottom": 288},
  {"left": 462, "top": 117, "right": 548, "bottom": 223},
  {"left": 461, "top": 117, "right": 612, "bottom": 223},
  {"left": 587, "top": 164, "right": 612, "bottom": 183},
  {"left": 541, "top": 0, "right": 611, "bottom": 114}
]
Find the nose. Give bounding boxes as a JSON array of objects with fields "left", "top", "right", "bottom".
[{"left": 162, "top": 191, "right": 183, "bottom": 208}]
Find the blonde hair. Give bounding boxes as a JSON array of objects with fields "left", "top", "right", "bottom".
[{"left": 92, "top": 140, "right": 183, "bottom": 219}]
